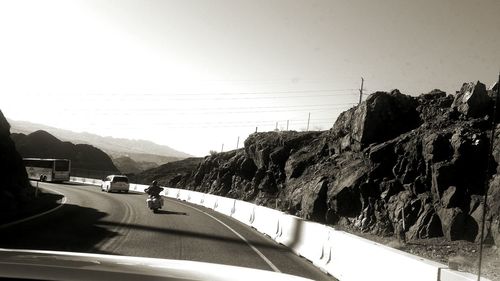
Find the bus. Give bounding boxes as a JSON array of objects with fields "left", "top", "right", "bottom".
[{"left": 23, "top": 158, "right": 71, "bottom": 182}]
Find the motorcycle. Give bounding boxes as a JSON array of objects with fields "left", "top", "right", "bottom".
[{"left": 146, "top": 195, "right": 164, "bottom": 213}]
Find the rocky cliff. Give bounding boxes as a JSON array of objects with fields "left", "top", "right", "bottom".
[
  {"left": 0, "top": 110, "right": 34, "bottom": 222},
  {"left": 171, "top": 81, "right": 500, "bottom": 245}
]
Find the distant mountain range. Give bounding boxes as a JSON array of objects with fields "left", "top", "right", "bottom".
[
  {"left": 12, "top": 130, "right": 119, "bottom": 176},
  {"left": 111, "top": 156, "right": 158, "bottom": 174},
  {"left": 8, "top": 119, "right": 191, "bottom": 167}
]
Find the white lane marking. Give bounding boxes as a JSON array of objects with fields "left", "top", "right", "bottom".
[
  {"left": 175, "top": 200, "right": 282, "bottom": 273},
  {"left": 95, "top": 194, "right": 135, "bottom": 252},
  {"left": 0, "top": 186, "right": 67, "bottom": 229}
]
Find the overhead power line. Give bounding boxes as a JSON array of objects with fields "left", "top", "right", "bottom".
[
  {"left": 153, "top": 92, "right": 358, "bottom": 101},
  {"left": 135, "top": 102, "right": 356, "bottom": 111},
  {"left": 170, "top": 89, "right": 359, "bottom": 96},
  {"left": 86, "top": 88, "right": 359, "bottom": 97}
]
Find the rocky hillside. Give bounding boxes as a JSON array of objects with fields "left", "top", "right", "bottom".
[
  {"left": 11, "top": 130, "right": 120, "bottom": 175},
  {"left": 112, "top": 156, "right": 158, "bottom": 174},
  {"left": 133, "top": 157, "right": 203, "bottom": 186},
  {"left": 0, "top": 110, "right": 34, "bottom": 222},
  {"left": 171, "top": 81, "right": 500, "bottom": 245}
]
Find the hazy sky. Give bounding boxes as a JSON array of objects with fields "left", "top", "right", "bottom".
[{"left": 1, "top": 0, "right": 499, "bottom": 156}]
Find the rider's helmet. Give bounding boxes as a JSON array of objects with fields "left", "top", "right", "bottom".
[{"left": 152, "top": 180, "right": 158, "bottom": 186}]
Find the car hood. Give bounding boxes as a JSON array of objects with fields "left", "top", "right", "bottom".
[{"left": 0, "top": 248, "right": 314, "bottom": 281}]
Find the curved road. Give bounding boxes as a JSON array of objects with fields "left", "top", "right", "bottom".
[{"left": 0, "top": 182, "right": 333, "bottom": 281}]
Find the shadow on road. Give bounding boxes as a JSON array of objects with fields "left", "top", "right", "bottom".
[
  {"left": 0, "top": 191, "right": 64, "bottom": 226},
  {"left": 96, "top": 220, "right": 287, "bottom": 252},
  {"left": 153, "top": 210, "right": 188, "bottom": 215},
  {"left": 109, "top": 192, "right": 143, "bottom": 196},
  {"left": 0, "top": 203, "right": 117, "bottom": 254}
]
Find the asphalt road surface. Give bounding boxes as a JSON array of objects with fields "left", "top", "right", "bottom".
[{"left": 0, "top": 182, "right": 334, "bottom": 281}]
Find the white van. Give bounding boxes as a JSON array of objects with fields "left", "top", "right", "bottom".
[{"left": 101, "top": 175, "right": 130, "bottom": 193}]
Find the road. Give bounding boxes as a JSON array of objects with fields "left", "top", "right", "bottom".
[{"left": 0, "top": 182, "right": 333, "bottom": 281}]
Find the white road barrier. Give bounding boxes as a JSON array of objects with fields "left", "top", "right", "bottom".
[
  {"left": 231, "top": 200, "right": 255, "bottom": 226},
  {"left": 178, "top": 189, "right": 191, "bottom": 201},
  {"left": 286, "top": 220, "right": 330, "bottom": 268},
  {"left": 70, "top": 177, "right": 491, "bottom": 281},
  {"left": 251, "top": 206, "right": 283, "bottom": 239},
  {"left": 214, "top": 196, "right": 235, "bottom": 216},
  {"left": 187, "top": 191, "right": 205, "bottom": 205},
  {"left": 164, "top": 187, "right": 180, "bottom": 198},
  {"left": 439, "top": 268, "right": 491, "bottom": 281},
  {"left": 134, "top": 184, "right": 149, "bottom": 193},
  {"left": 202, "top": 194, "right": 218, "bottom": 209},
  {"left": 275, "top": 214, "right": 304, "bottom": 247}
]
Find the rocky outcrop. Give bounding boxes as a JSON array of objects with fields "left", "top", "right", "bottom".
[
  {"left": 486, "top": 125, "right": 500, "bottom": 245},
  {"left": 167, "top": 81, "right": 499, "bottom": 245},
  {"left": 134, "top": 157, "right": 203, "bottom": 186},
  {"left": 331, "top": 90, "right": 421, "bottom": 151},
  {"left": 0, "top": 110, "right": 34, "bottom": 222},
  {"left": 11, "top": 130, "right": 119, "bottom": 174},
  {"left": 451, "top": 81, "right": 491, "bottom": 118}
]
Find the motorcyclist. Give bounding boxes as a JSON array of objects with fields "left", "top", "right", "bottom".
[{"left": 145, "top": 180, "right": 163, "bottom": 198}]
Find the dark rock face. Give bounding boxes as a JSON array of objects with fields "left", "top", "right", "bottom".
[
  {"left": 407, "top": 199, "right": 443, "bottom": 240},
  {"left": 169, "top": 82, "right": 500, "bottom": 245},
  {"left": 12, "top": 130, "right": 119, "bottom": 174},
  {"left": 0, "top": 110, "right": 34, "bottom": 222},
  {"left": 452, "top": 81, "right": 491, "bottom": 118},
  {"left": 331, "top": 90, "right": 421, "bottom": 151},
  {"left": 486, "top": 125, "right": 500, "bottom": 245},
  {"left": 437, "top": 207, "right": 478, "bottom": 241}
]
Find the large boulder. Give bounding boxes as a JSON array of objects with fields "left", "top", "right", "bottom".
[
  {"left": 451, "top": 81, "right": 491, "bottom": 118},
  {"left": 300, "top": 177, "right": 329, "bottom": 222},
  {"left": 407, "top": 202, "right": 443, "bottom": 239},
  {"left": 327, "top": 158, "right": 369, "bottom": 219},
  {"left": 331, "top": 90, "right": 421, "bottom": 151},
  {"left": 437, "top": 207, "right": 478, "bottom": 241}
]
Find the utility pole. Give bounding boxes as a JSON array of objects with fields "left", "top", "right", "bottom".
[
  {"left": 286, "top": 120, "right": 289, "bottom": 131},
  {"left": 477, "top": 71, "right": 499, "bottom": 281},
  {"left": 275, "top": 122, "right": 278, "bottom": 131},
  {"left": 255, "top": 126, "right": 258, "bottom": 133},
  {"left": 236, "top": 136, "right": 240, "bottom": 149},
  {"left": 221, "top": 143, "right": 224, "bottom": 153},
  {"left": 306, "top": 112, "right": 311, "bottom": 131},
  {"left": 359, "top": 77, "right": 364, "bottom": 105}
]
